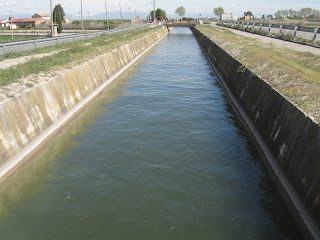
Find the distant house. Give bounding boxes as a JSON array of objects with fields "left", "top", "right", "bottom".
[
  {"left": 1, "top": 18, "right": 18, "bottom": 29},
  {"left": 11, "top": 17, "right": 49, "bottom": 28},
  {"left": 0, "top": 19, "right": 8, "bottom": 28},
  {"left": 221, "top": 13, "right": 232, "bottom": 20},
  {"left": 63, "top": 17, "right": 73, "bottom": 24},
  {"left": 32, "top": 13, "right": 50, "bottom": 20},
  {"left": 239, "top": 16, "right": 251, "bottom": 21}
]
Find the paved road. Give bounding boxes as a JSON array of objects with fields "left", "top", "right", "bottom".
[{"left": 213, "top": 24, "right": 320, "bottom": 56}]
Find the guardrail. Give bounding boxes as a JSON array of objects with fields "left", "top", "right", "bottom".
[
  {"left": 0, "top": 32, "right": 49, "bottom": 36},
  {"left": 221, "top": 21, "right": 319, "bottom": 43},
  {"left": 0, "top": 24, "right": 148, "bottom": 55}
]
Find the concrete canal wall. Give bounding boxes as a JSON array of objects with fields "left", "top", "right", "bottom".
[
  {"left": 192, "top": 27, "right": 320, "bottom": 239},
  {"left": 0, "top": 27, "right": 168, "bottom": 180}
]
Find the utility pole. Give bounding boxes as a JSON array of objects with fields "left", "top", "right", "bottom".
[
  {"left": 10, "top": 11, "right": 13, "bottom": 40},
  {"left": 88, "top": 11, "right": 90, "bottom": 21},
  {"left": 128, "top": 7, "right": 131, "bottom": 22},
  {"left": 134, "top": 9, "right": 137, "bottom": 18},
  {"left": 80, "top": 0, "right": 84, "bottom": 32},
  {"left": 119, "top": 3, "right": 122, "bottom": 20},
  {"left": 105, "top": 1, "right": 109, "bottom": 30},
  {"left": 50, "top": 0, "right": 54, "bottom": 37},
  {"left": 153, "top": 0, "right": 156, "bottom": 22}
]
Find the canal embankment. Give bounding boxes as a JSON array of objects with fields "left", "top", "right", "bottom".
[
  {"left": 192, "top": 26, "right": 320, "bottom": 239},
  {"left": 0, "top": 26, "right": 168, "bottom": 182}
]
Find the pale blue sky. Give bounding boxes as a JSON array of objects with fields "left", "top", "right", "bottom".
[{"left": 0, "top": 0, "right": 319, "bottom": 18}]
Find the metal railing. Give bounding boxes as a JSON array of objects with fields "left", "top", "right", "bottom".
[
  {"left": 221, "top": 21, "right": 319, "bottom": 43},
  {"left": 0, "top": 24, "right": 148, "bottom": 55},
  {"left": 0, "top": 32, "right": 49, "bottom": 36}
]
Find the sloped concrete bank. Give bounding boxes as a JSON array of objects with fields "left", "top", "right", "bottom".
[
  {"left": 0, "top": 27, "right": 168, "bottom": 181},
  {"left": 192, "top": 27, "right": 320, "bottom": 239}
]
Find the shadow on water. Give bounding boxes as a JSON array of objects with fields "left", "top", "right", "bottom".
[{"left": 210, "top": 69, "right": 303, "bottom": 239}]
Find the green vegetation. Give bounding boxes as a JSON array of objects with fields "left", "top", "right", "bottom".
[
  {"left": 63, "top": 19, "right": 130, "bottom": 30},
  {"left": 0, "top": 35, "right": 45, "bottom": 43},
  {"left": 197, "top": 25, "right": 320, "bottom": 122},
  {"left": 175, "top": 6, "right": 186, "bottom": 18},
  {"left": 0, "top": 26, "right": 161, "bottom": 87},
  {"left": 53, "top": 3, "right": 65, "bottom": 33},
  {"left": 244, "top": 11, "right": 254, "bottom": 18},
  {"left": 213, "top": 7, "right": 224, "bottom": 21},
  {"left": 150, "top": 8, "right": 167, "bottom": 21},
  {"left": 275, "top": 8, "right": 320, "bottom": 19}
]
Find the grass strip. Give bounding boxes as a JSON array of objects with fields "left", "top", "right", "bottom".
[
  {"left": 0, "top": 26, "right": 160, "bottom": 86},
  {"left": 196, "top": 25, "right": 320, "bottom": 122},
  {"left": 0, "top": 35, "right": 46, "bottom": 43}
]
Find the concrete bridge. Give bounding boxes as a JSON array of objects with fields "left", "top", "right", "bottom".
[{"left": 164, "top": 23, "right": 197, "bottom": 27}]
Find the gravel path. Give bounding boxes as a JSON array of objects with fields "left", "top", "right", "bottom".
[{"left": 213, "top": 24, "right": 320, "bottom": 56}]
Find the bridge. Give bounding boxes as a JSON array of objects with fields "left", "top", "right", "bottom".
[{"left": 164, "top": 23, "right": 197, "bottom": 27}]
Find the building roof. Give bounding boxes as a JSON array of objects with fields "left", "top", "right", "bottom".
[
  {"left": 33, "top": 13, "right": 49, "bottom": 17},
  {"left": 11, "top": 18, "right": 49, "bottom": 23}
]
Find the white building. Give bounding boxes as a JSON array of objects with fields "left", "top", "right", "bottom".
[
  {"left": 0, "top": 19, "right": 17, "bottom": 29},
  {"left": 221, "top": 13, "right": 232, "bottom": 20}
]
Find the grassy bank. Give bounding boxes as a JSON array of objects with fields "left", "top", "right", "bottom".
[
  {"left": 0, "top": 26, "right": 160, "bottom": 87},
  {"left": 0, "top": 35, "right": 45, "bottom": 43},
  {"left": 196, "top": 25, "right": 320, "bottom": 122}
]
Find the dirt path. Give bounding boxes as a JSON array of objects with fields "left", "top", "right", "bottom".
[
  {"left": 0, "top": 50, "right": 64, "bottom": 69},
  {"left": 213, "top": 24, "right": 320, "bottom": 56}
]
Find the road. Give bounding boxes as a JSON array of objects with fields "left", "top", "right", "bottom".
[{"left": 213, "top": 23, "right": 320, "bottom": 56}]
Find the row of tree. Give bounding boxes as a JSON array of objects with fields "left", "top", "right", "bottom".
[
  {"left": 214, "top": 7, "right": 254, "bottom": 20},
  {"left": 275, "top": 8, "right": 320, "bottom": 19},
  {"left": 150, "top": 6, "right": 186, "bottom": 21}
]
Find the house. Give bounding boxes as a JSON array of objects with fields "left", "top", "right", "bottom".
[
  {"left": 32, "top": 13, "right": 50, "bottom": 19},
  {"left": 63, "top": 17, "right": 73, "bottom": 24},
  {"left": 10, "top": 17, "right": 49, "bottom": 28},
  {"left": 0, "top": 19, "right": 8, "bottom": 28},
  {"left": 1, "top": 18, "right": 17, "bottom": 29},
  {"left": 239, "top": 16, "right": 251, "bottom": 21},
  {"left": 221, "top": 13, "right": 232, "bottom": 20}
]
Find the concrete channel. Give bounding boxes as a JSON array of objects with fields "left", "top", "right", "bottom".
[
  {"left": 191, "top": 27, "right": 320, "bottom": 239},
  {"left": 0, "top": 24, "right": 319, "bottom": 238}
]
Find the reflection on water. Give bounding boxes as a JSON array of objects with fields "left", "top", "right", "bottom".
[{"left": 0, "top": 27, "right": 301, "bottom": 239}]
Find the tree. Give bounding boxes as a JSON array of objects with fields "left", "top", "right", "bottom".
[
  {"left": 175, "top": 6, "right": 185, "bottom": 18},
  {"left": 53, "top": 3, "right": 65, "bottom": 33},
  {"left": 213, "top": 7, "right": 224, "bottom": 21},
  {"left": 150, "top": 8, "right": 166, "bottom": 21},
  {"left": 245, "top": 11, "right": 253, "bottom": 17},
  {"left": 300, "top": 7, "right": 312, "bottom": 18}
]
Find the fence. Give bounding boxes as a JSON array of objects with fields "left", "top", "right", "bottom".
[
  {"left": 0, "top": 24, "right": 148, "bottom": 55},
  {"left": 221, "top": 21, "right": 320, "bottom": 43}
]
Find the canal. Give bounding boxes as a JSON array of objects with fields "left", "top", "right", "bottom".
[{"left": 0, "top": 28, "right": 300, "bottom": 239}]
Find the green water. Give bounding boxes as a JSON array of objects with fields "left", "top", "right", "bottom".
[{"left": 0, "top": 28, "right": 300, "bottom": 239}]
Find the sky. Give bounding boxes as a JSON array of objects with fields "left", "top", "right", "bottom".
[{"left": 0, "top": 0, "right": 320, "bottom": 19}]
